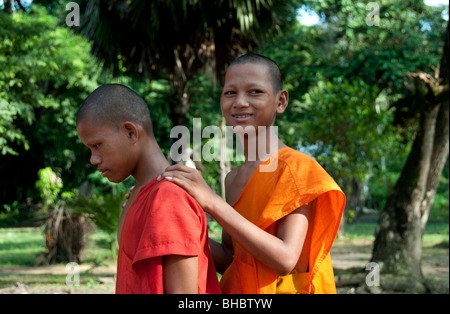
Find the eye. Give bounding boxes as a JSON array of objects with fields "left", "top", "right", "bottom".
[
  {"left": 249, "top": 90, "right": 263, "bottom": 94},
  {"left": 223, "top": 90, "right": 236, "bottom": 96},
  {"left": 92, "top": 144, "right": 101, "bottom": 149}
]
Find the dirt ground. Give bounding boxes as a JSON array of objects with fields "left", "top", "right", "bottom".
[
  {"left": 331, "top": 238, "right": 449, "bottom": 294},
  {"left": 0, "top": 263, "right": 116, "bottom": 294},
  {"left": 1, "top": 238, "right": 448, "bottom": 294}
]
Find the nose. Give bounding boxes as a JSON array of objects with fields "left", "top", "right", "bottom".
[
  {"left": 233, "top": 93, "right": 249, "bottom": 109},
  {"left": 90, "top": 153, "right": 101, "bottom": 166}
]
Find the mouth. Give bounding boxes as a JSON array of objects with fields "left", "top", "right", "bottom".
[
  {"left": 98, "top": 169, "right": 109, "bottom": 177},
  {"left": 231, "top": 114, "right": 253, "bottom": 122}
]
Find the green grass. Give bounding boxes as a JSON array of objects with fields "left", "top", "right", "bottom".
[
  {"left": 423, "top": 220, "right": 449, "bottom": 246},
  {"left": 0, "top": 227, "right": 116, "bottom": 267},
  {"left": 0, "top": 219, "right": 447, "bottom": 293},
  {"left": 0, "top": 227, "right": 116, "bottom": 293},
  {"left": 341, "top": 222, "right": 377, "bottom": 240},
  {"left": 81, "top": 230, "right": 118, "bottom": 265},
  {"left": 1, "top": 220, "right": 447, "bottom": 267},
  {"left": 0, "top": 228, "right": 46, "bottom": 266},
  {"left": 341, "top": 219, "right": 449, "bottom": 245}
]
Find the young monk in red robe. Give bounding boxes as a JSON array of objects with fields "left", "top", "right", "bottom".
[
  {"left": 158, "top": 54, "right": 346, "bottom": 293},
  {"left": 76, "top": 84, "right": 221, "bottom": 294}
]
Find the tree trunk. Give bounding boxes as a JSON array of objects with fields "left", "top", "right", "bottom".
[
  {"left": 169, "top": 89, "right": 189, "bottom": 127},
  {"left": 219, "top": 117, "right": 231, "bottom": 199},
  {"left": 44, "top": 205, "right": 90, "bottom": 264},
  {"left": 169, "top": 47, "right": 196, "bottom": 128},
  {"left": 4, "top": 0, "right": 13, "bottom": 14},
  {"left": 370, "top": 22, "right": 449, "bottom": 292}
]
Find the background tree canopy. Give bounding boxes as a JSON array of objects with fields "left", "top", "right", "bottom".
[
  {"left": 0, "top": 0, "right": 448, "bottom": 293},
  {"left": 0, "top": 5, "right": 97, "bottom": 204}
]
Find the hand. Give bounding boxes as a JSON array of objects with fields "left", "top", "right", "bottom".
[
  {"left": 121, "top": 185, "right": 135, "bottom": 209},
  {"left": 157, "top": 164, "right": 220, "bottom": 213}
]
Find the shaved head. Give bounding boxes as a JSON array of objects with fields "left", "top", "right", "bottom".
[
  {"left": 228, "top": 53, "right": 283, "bottom": 92},
  {"left": 76, "top": 84, "right": 152, "bottom": 134}
]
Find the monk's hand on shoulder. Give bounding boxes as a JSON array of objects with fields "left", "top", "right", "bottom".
[{"left": 157, "top": 164, "right": 219, "bottom": 213}]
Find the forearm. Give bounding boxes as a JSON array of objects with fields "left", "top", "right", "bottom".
[
  {"left": 209, "top": 238, "right": 233, "bottom": 274},
  {"left": 156, "top": 165, "right": 307, "bottom": 275},
  {"left": 207, "top": 196, "right": 302, "bottom": 276}
]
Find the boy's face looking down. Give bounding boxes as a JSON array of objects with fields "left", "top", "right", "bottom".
[
  {"left": 220, "top": 63, "right": 288, "bottom": 129},
  {"left": 76, "top": 120, "right": 139, "bottom": 183},
  {"left": 76, "top": 84, "right": 154, "bottom": 184}
]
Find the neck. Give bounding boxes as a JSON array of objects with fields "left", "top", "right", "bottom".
[
  {"left": 132, "top": 138, "right": 170, "bottom": 188},
  {"left": 240, "top": 126, "right": 286, "bottom": 163}
]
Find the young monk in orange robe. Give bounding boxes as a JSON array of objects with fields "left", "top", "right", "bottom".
[
  {"left": 159, "top": 54, "right": 346, "bottom": 293},
  {"left": 218, "top": 147, "right": 344, "bottom": 293}
]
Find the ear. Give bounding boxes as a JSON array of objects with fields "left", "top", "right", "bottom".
[
  {"left": 276, "top": 90, "right": 289, "bottom": 114},
  {"left": 122, "top": 121, "right": 139, "bottom": 144}
]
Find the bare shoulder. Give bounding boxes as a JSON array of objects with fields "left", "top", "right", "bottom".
[
  {"left": 224, "top": 166, "right": 242, "bottom": 205},
  {"left": 225, "top": 167, "right": 239, "bottom": 188}
]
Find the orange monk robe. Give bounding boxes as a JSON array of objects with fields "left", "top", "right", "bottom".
[{"left": 220, "top": 147, "right": 346, "bottom": 294}]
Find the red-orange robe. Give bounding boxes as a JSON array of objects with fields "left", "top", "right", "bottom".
[
  {"left": 116, "top": 178, "right": 221, "bottom": 294},
  {"left": 220, "top": 147, "right": 345, "bottom": 294}
]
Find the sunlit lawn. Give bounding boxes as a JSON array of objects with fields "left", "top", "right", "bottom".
[
  {"left": 0, "top": 227, "right": 116, "bottom": 293},
  {"left": 0, "top": 228, "right": 45, "bottom": 267},
  {"left": 0, "top": 219, "right": 447, "bottom": 293}
]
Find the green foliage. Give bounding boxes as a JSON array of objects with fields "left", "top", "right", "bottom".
[
  {"left": 299, "top": 78, "right": 400, "bottom": 186},
  {"left": 131, "top": 79, "right": 174, "bottom": 155},
  {"left": 0, "top": 6, "right": 98, "bottom": 155},
  {"left": 0, "top": 5, "right": 101, "bottom": 204},
  {"left": 68, "top": 172, "right": 135, "bottom": 259},
  {"left": 431, "top": 160, "right": 449, "bottom": 219},
  {"left": 77, "top": 0, "right": 300, "bottom": 81},
  {"left": 35, "top": 167, "right": 63, "bottom": 208},
  {"left": 187, "top": 74, "right": 224, "bottom": 194},
  {"left": 300, "top": 0, "right": 447, "bottom": 139},
  {"left": 264, "top": 1, "right": 447, "bottom": 145},
  {"left": 0, "top": 98, "right": 29, "bottom": 155},
  {"left": 262, "top": 2, "right": 448, "bottom": 213},
  {"left": 1, "top": 0, "right": 448, "bottom": 226},
  {"left": 0, "top": 201, "right": 33, "bottom": 227}
]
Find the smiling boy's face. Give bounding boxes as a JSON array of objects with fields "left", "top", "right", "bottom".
[
  {"left": 77, "top": 121, "right": 137, "bottom": 183},
  {"left": 220, "top": 63, "right": 287, "bottom": 129}
]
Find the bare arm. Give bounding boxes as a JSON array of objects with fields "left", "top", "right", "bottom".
[
  {"left": 209, "top": 229, "right": 234, "bottom": 274},
  {"left": 163, "top": 255, "right": 198, "bottom": 294},
  {"left": 210, "top": 200, "right": 310, "bottom": 275},
  {"left": 159, "top": 164, "right": 310, "bottom": 276}
]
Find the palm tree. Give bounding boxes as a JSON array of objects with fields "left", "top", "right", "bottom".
[{"left": 77, "top": 0, "right": 300, "bottom": 126}]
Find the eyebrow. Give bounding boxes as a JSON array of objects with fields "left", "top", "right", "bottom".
[
  {"left": 79, "top": 131, "right": 105, "bottom": 147},
  {"left": 223, "top": 81, "right": 268, "bottom": 89}
]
